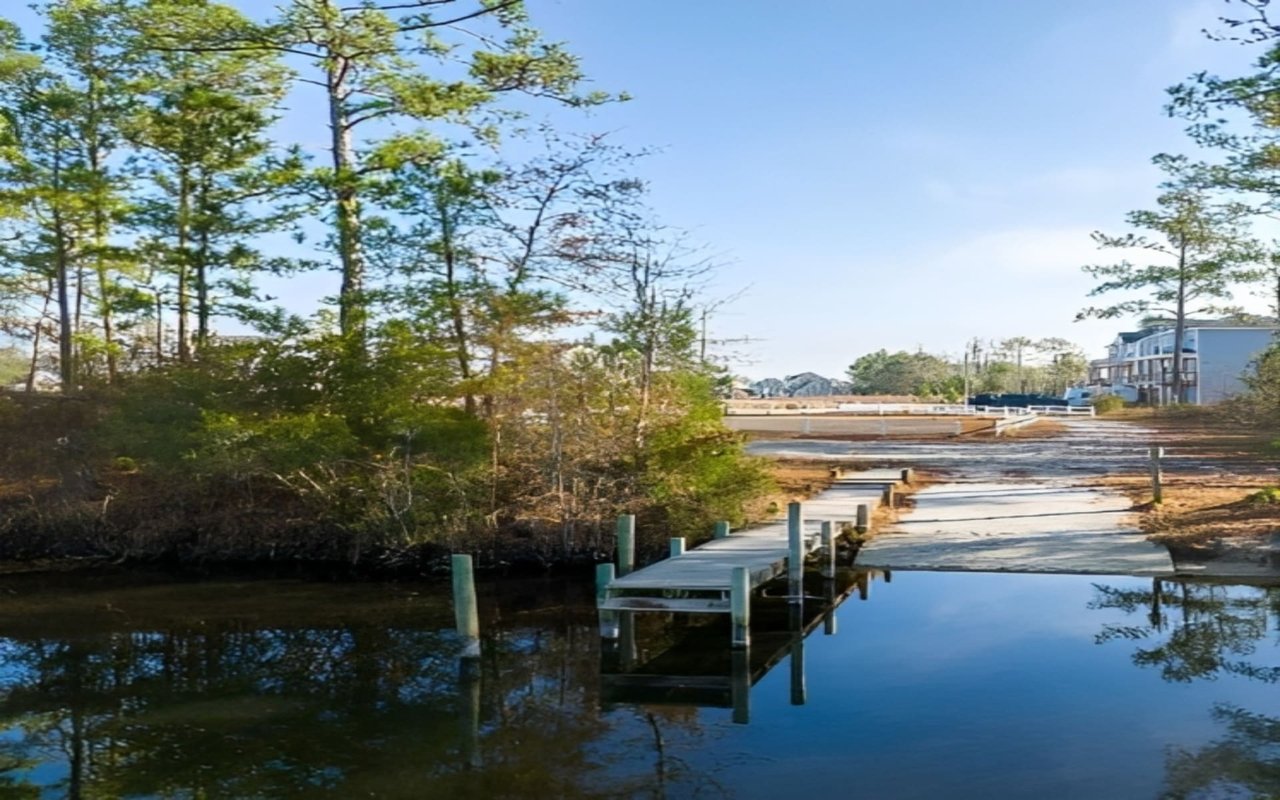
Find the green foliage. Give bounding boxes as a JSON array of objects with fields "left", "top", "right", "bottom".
[
  {"left": 641, "top": 372, "right": 772, "bottom": 538},
  {"left": 1091, "top": 394, "right": 1128, "bottom": 414},
  {"left": 1245, "top": 487, "right": 1280, "bottom": 505},
  {"left": 847, "top": 349, "right": 952, "bottom": 396},
  {"left": 0, "top": 346, "right": 24, "bottom": 384},
  {"left": 1238, "top": 343, "right": 1280, "bottom": 427}
]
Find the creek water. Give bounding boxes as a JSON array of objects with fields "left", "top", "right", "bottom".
[{"left": 0, "top": 569, "right": 1276, "bottom": 799}]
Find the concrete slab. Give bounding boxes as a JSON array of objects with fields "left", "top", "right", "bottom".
[{"left": 857, "top": 481, "right": 1174, "bottom": 576}]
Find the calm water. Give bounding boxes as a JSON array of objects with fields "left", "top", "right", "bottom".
[{"left": 0, "top": 569, "right": 1277, "bottom": 799}]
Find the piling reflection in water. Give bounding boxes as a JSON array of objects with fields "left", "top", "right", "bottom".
[
  {"left": 0, "top": 574, "right": 704, "bottom": 799},
  {"left": 598, "top": 568, "right": 888, "bottom": 723}
]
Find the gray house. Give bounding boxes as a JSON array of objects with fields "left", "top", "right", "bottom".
[{"left": 1087, "top": 322, "right": 1277, "bottom": 404}]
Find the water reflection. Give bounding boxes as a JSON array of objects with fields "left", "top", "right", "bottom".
[
  {"left": 0, "top": 571, "right": 1277, "bottom": 798},
  {"left": 1091, "top": 580, "right": 1280, "bottom": 799},
  {"left": 0, "top": 574, "right": 691, "bottom": 799},
  {"left": 1091, "top": 580, "right": 1280, "bottom": 684}
]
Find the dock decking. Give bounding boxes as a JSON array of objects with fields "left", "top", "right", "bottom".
[{"left": 599, "top": 469, "right": 906, "bottom": 614}]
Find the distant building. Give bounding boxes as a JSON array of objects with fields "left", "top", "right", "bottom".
[
  {"left": 1087, "top": 322, "right": 1277, "bottom": 404},
  {"left": 748, "top": 373, "right": 854, "bottom": 398}
]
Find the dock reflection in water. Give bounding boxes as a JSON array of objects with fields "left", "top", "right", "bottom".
[
  {"left": 600, "top": 568, "right": 887, "bottom": 723},
  {"left": 0, "top": 570, "right": 1278, "bottom": 798}
]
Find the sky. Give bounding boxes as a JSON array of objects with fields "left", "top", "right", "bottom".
[{"left": 6, "top": 0, "right": 1273, "bottom": 379}]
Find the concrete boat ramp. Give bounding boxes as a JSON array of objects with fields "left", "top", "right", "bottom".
[{"left": 858, "top": 481, "right": 1174, "bottom": 576}]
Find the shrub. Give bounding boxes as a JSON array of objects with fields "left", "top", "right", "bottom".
[
  {"left": 1246, "top": 487, "right": 1280, "bottom": 505},
  {"left": 1091, "top": 394, "right": 1127, "bottom": 414}
]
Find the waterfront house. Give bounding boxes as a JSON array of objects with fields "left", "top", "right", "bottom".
[{"left": 1086, "top": 321, "right": 1277, "bottom": 404}]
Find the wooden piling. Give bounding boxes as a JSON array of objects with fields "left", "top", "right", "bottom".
[
  {"left": 669, "top": 537, "right": 686, "bottom": 557},
  {"left": 596, "top": 563, "right": 619, "bottom": 639},
  {"left": 819, "top": 520, "right": 836, "bottom": 579},
  {"left": 856, "top": 503, "right": 870, "bottom": 533},
  {"left": 787, "top": 502, "right": 803, "bottom": 601},
  {"left": 616, "top": 514, "right": 636, "bottom": 575},
  {"left": 1149, "top": 446, "right": 1164, "bottom": 505},
  {"left": 730, "top": 566, "right": 750, "bottom": 648},
  {"left": 451, "top": 554, "right": 481, "bottom": 658},
  {"left": 882, "top": 484, "right": 895, "bottom": 508},
  {"left": 900, "top": 467, "right": 914, "bottom": 484},
  {"left": 856, "top": 571, "right": 869, "bottom": 601},
  {"left": 714, "top": 520, "right": 731, "bottom": 539}
]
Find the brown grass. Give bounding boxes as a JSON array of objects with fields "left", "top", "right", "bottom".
[{"left": 1092, "top": 473, "right": 1279, "bottom": 547}]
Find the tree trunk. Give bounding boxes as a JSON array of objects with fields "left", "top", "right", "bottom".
[
  {"left": 52, "top": 149, "right": 75, "bottom": 393},
  {"left": 27, "top": 279, "right": 51, "bottom": 393},
  {"left": 195, "top": 179, "right": 212, "bottom": 352},
  {"left": 438, "top": 201, "right": 475, "bottom": 414},
  {"left": 1172, "top": 240, "right": 1188, "bottom": 405},
  {"left": 87, "top": 86, "right": 116, "bottom": 382},
  {"left": 328, "top": 54, "right": 364, "bottom": 341},
  {"left": 176, "top": 168, "right": 191, "bottom": 362}
]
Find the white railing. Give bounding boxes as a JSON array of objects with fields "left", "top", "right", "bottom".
[{"left": 725, "top": 402, "right": 1095, "bottom": 418}]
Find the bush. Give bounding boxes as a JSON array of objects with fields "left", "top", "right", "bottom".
[
  {"left": 1246, "top": 487, "right": 1280, "bottom": 505},
  {"left": 1091, "top": 394, "right": 1127, "bottom": 414}
]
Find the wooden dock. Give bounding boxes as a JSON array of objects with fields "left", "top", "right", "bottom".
[{"left": 598, "top": 469, "right": 908, "bottom": 620}]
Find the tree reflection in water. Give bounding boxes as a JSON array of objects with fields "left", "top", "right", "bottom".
[
  {"left": 1091, "top": 580, "right": 1280, "bottom": 799},
  {"left": 0, "top": 577, "right": 725, "bottom": 799}
]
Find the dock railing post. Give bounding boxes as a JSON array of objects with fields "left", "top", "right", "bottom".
[
  {"left": 900, "top": 467, "right": 914, "bottom": 484},
  {"left": 856, "top": 503, "right": 870, "bottom": 534},
  {"left": 616, "top": 514, "right": 636, "bottom": 576},
  {"left": 451, "top": 554, "right": 481, "bottom": 659},
  {"left": 669, "top": 537, "right": 685, "bottom": 558},
  {"left": 730, "top": 566, "right": 751, "bottom": 648},
  {"left": 819, "top": 520, "right": 836, "bottom": 579},
  {"left": 1149, "top": 446, "right": 1164, "bottom": 505},
  {"left": 882, "top": 484, "right": 895, "bottom": 508},
  {"left": 787, "top": 502, "right": 803, "bottom": 602},
  {"left": 714, "top": 520, "right": 731, "bottom": 540},
  {"left": 596, "top": 563, "right": 619, "bottom": 639}
]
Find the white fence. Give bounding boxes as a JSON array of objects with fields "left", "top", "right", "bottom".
[{"left": 724, "top": 403, "right": 1094, "bottom": 418}]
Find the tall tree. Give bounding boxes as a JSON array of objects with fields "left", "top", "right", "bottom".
[
  {"left": 42, "top": 0, "right": 135, "bottom": 382},
  {"left": 122, "top": 0, "right": 296, "bottom": 359},
  {"left": 1078, "top": 157, "right": 1258, "bottom": 403},
  {"left": 151, "top": 0, "right": 616, "bottom": 342}
]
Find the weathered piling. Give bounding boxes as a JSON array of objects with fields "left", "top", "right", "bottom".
[
  {"left": 730, "top": 566, "right": 751, "bottom": 648},
  {"left": 451, "top": 554, "right": 481, "bottom": 659},
  {"left": 819, "top": 520, "right": 836, "bottom": 579},
  {"left": 1149, "top": 446, "right": 1164, "bottom": 505},
  {"left": 882, "top": 484, "right": 896, "bottom": 508},
  {"left": 787, "top": 502, "right": 803, "bottom": 601},
  {"left": 596, "top": 563, "right": 619, "bottom": 639},
  {"left": 714, "top": 520, "right": 731, "bottom": 540},
  {"left": 669, "top": 537, "right": 686, "bottom": 557},
  {"left": 616, "top": 514, "right": 636, "bottom": 575},
  {"left": 900, "top": 468, "right": 914, "bottom": 484},
  {"left": 856, "top": 502, "right": 870, "bottom": 534}
]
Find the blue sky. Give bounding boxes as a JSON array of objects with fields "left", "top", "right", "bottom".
[{"left": 7, "top": 0, "right": 1270, "bottom": 378}]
